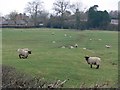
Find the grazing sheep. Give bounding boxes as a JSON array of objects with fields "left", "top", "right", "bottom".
[
  {"left": 69, "top": 45, "right": 74, "bottom": 49},
  {"left": 52, "top": 32, "right": 55, "bottom": 35},
  {"left": 98, "top": 39, "right": 102, "bottom": 41},
  {"left": 61, "top": 46, "right": 65, "bottom": 48},
  {"left": 52, "top": 41, "right": 56, "bottom": 43},
  {"left": 83, "top": 48, "right": 87, "bottom": 50},
  {"left": 90, "top": 39, "right": 92, "bottom": 40},
  {"left": 17, "top": 48, "right": 31, "bottom": 59},
  {"left": 84, "top": 56, "right": 101, "bottom": 69},
  {"left": 64, "top": 34, "right": 67, "bottom": 37},
  {"left": 74, "top": 44, "right": 78, "bottom": 48},
  {"left": 105, "top": 45, "right": 111, "bottom": 48}
]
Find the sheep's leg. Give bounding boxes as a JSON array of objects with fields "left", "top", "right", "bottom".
[
  {"left": 23, "top": 55, "right": 28, "bottom": 59},
  {"left": 22, "top": 56, "right": 26, "bottom": 59},
  {"left": 21, "top": 55, "right": 26, "bottom": 59},
  {"left": 90, "top": 65, "right": 92, "bottom": 68},
  {"left": 25, "top": 56, "right": 28, "bottom": 59},
  {"left": 19, "top": 54, "right": 22, "bottom": 59},
  {"left": 96, "top": 65, "right": 99, "bottom": 69}
]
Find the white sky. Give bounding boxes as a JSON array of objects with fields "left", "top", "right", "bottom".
[{"left": 0, "top": 0, "right": 119, "bottom": 16}]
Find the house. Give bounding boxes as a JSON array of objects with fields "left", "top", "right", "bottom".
[
  {"left": 15, "top": 13, "right": 30, "bottom": 26},
  {"left": 1, "top": 13, "right": 34, "bottom": 27},
  {"left": 110, "top": 19, "right": 118, "bottom": 25},
  {"left": 0, "top": 17, "right": 9, "bottom": 27}
]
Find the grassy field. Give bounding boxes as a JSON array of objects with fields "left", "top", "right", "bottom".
[{"left": 2, "top": 28, "right": 118, "bottom": 88}]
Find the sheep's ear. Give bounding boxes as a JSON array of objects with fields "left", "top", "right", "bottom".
[{"left": 84, "top": 56, "right": 89, "bottom": 60}]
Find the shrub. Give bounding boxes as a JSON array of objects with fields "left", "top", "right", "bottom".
[{"left": 2, "top": 65, "right": 69, "bottom": 89}]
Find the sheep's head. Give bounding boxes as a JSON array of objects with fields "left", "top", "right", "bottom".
[
  {"left": 28, "top": 51, "right": 31, "bottom": 54},
  {"left": 84, "top": 56, "right": 89, "bottom": 61}
]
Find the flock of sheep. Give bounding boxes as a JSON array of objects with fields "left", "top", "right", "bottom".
[{"left": 17, "top": 32, "right": 112, "bottom": 69}]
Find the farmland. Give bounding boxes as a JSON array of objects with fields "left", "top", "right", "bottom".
[{"left": 2, "top": 28, "right": 118, "bottom": 88}]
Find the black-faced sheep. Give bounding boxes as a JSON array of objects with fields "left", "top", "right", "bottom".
[
  {"left": 84, "top": 56, "right": 101, "bottom": 69},
  {"left": 17, "top": 48, "right": 31, "bottom": 59},
  {"left": 74, "top": 44, "right": 78, "bottom": 48}
]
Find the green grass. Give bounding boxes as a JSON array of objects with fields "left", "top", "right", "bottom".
[{"left": 2, "top": 28, "right": 118, "bottom": 88}]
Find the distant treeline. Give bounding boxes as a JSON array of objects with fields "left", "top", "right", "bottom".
[
  {"left": 1, "top": 4, "right": 118, "bottom": 31},
  {"left": 1, "top": 24, "right": 118, "bottom": 31}
]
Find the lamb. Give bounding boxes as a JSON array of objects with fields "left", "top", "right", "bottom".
[
  {"left": 17, "top": 48, "right": 31, "bottom": 59},
  {"left": 84, "top": 56, "right": 101, "bottom": 69}
]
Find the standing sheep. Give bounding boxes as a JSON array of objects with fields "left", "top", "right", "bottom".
[
  {"left": 17, "top": 48, "right": 31, "bottom": 59},
  {"left": 74, "top": 44, "right": 78, "bottom": 48},
  {"left": 84, "top": 56, "right": 101, "bottom": 69}
]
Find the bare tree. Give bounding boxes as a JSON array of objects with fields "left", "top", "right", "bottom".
[
  {"left": 25, "top": 0, "right": 44, "bottom": 26},
  {"left": 8, "top": 11, "right": 18, "bottom": 24},
  {"left": 70, "top": 1, "right": 83, "bottom": 13},
  {"left": 70, "top": 2, "right": 83, "bottom": 30},
  {"left": 37, "top": 10, "right": 49, "bottom": 26},
  {"left": 53, "top": 0, "right": 70, "bottom": 28}
]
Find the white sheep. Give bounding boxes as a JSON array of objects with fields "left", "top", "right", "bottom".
[
  {"left": 17, "top": 48, "right": 31, "bottom": 59},
  {"left": 98, "top": 39, "right": 102, "bottom": 41},
  {"left": 69, "top": 46, "right": 74, "bottom": 49},
  {"left": 51, "top": 32, "right": 55, "bottom": 35},
  {"left": 84, "top": 56, "right": 101, "bottom": 69},
  {"left": 61, "top": 46, "right": 65, "bottom": 48},
  {"left": 64, "top": 34, "right": 67, "bottom": 37},
  {"left": 105, "top": 45, "right": 111, "bottom": 48},
  {"left": 90, "top": 39, "right": 92, "bottom": 40},
  {"left": 52, "top": 41, "right": 56, "bottom": 43},
  {"left": 83, "top": 48, "right": 87, "bottom": 50}
]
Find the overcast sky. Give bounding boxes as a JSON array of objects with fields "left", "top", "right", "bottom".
[{"left": 0, "top": 0, "right": 119, "bottom": 16}]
